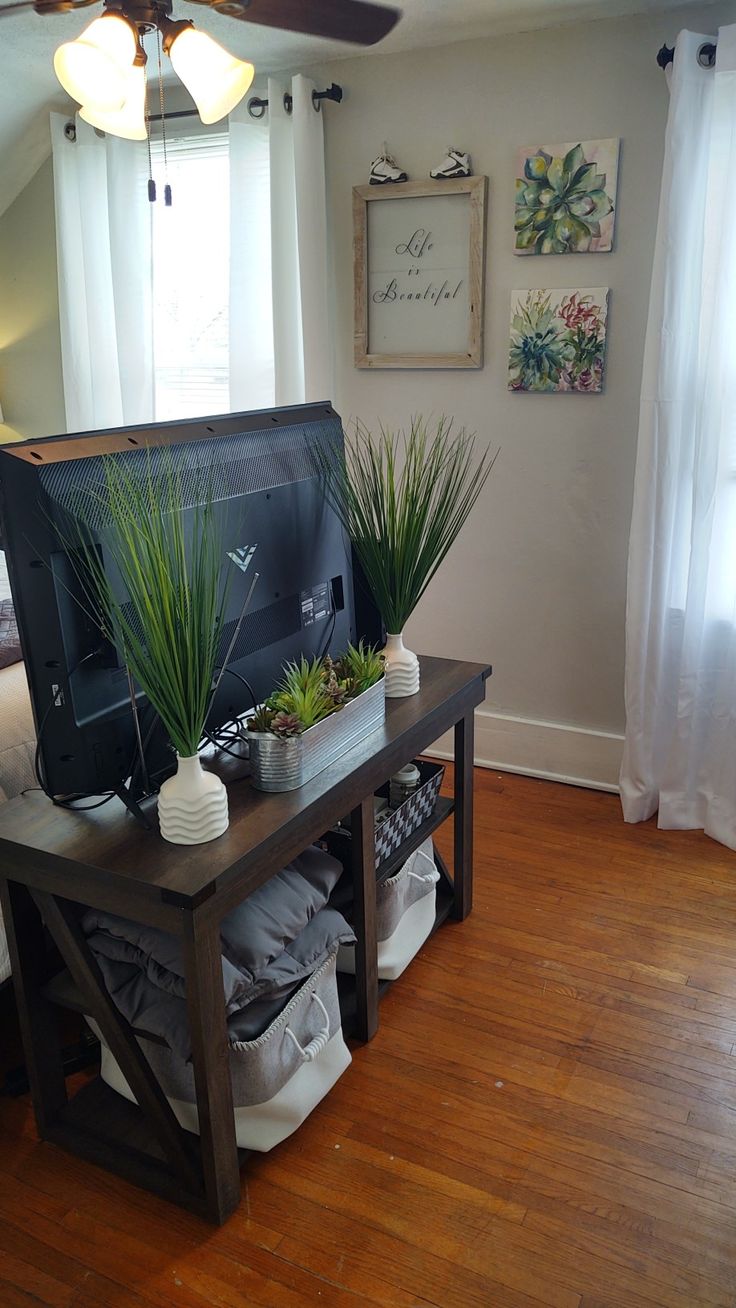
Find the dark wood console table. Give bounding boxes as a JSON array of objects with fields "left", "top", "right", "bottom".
[{"left": 0, "top": 655, "right": 490, "bottom": 1224}]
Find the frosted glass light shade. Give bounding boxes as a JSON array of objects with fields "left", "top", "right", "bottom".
[
  {"left": 168, "top": 28, "right": 254, "bottom": 124},
  {"left": 80, "top": 63, "right": 147, "bottom": 140},
  {"left": 54, "top": 15, "right": 137, "bottom": 113}
]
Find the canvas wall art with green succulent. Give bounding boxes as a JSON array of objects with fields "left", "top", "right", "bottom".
[
  {"left": 514, "top": 139, "right": 619, "bottom": 255},
  {"left": 508, "top": 288, "right": 609, "bottom": 393}
]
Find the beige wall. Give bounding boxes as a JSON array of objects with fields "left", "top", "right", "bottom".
[
  {"left": 312, "top": 1, "right": 732, "bottom": 784},
  {"left": 0, "top": 4, "right": 731, "bottom": 782},
  {"left": 0, "top": 155, "right": 64, "bottom": 442}
]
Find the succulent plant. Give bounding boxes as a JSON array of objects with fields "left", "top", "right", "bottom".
[
  {"left": 321, "top": 657, "right": 347, "bottom": 708},
  {"left": 247, "top": 645, "right": 386, "bottom": 739},
  {"left": 515, "top": 144, "right": 613, "bottom": 255},
  {"left": 247, "top": 703, "right": 276, "bottom": 733},
  {"left": 270, "top": 711, "right": 305, "bottom": 737},
  {"left": 334, "top": 640, "right": 385, "bottom": 697},
  {"left": 271, "top": 656, "right": 334, "bottom": 730}
]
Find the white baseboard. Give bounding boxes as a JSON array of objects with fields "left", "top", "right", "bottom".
[{"left": 427, "top": 708, "right": 624, "bottom": 793}]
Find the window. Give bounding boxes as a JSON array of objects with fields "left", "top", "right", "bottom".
[{"left": 150, "top": 132, "right": 230, "bottom": 421}]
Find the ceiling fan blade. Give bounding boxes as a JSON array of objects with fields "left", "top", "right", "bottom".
[
  {"left": 208, "top": 0, "right": 400, "bottom": 46},
  {"left": 0, "top": 0, "right": 44, "bottom": 15},
  {"left": 0, "top": 0, "right": 97, "bottom": 15}
]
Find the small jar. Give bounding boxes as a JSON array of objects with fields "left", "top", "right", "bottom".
[{"left": 389, "top": 762, "right": 421, "bottom": 810}]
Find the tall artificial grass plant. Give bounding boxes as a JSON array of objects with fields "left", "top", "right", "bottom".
[
  {"left": 320, "top": 417, "right": 495, "bottom": 697},
  {"left": 62, "top": 450, "right": 232, "bottom": 843}
]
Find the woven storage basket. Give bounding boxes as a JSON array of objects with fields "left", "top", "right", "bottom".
[
  {"left": 89, "top": 947, "right": 350, "bottom": 1152},
  {"left": 374, "top": 760, "right": 445, "bottom": 865}
]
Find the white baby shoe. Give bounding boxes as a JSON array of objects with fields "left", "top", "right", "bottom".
[
  {"left": 369, "top": 145, "right": 408, "bottom": 184},
  {"left": 430, "top": 148, "right": 472, "bottom": 179}
]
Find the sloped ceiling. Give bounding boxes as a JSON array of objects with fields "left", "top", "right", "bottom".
[{"left": 0, "top": 0, "right": 709, "bottom": 219}]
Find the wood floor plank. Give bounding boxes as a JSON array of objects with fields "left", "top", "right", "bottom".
[
  {"left": 0, "top": 1250, "right": 73, "bottom": 1308},
  {"left": 3, "top": 768, "right": 736, "bottom": 1306}
]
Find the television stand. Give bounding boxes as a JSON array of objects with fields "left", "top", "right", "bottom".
[{"left": 0, "top": 655, "right": 490, "bottom": 1225}]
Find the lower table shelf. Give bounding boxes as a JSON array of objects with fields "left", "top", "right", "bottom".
[
  {"left": 42, "top": 874, "right": 456, "bottom": 1053},
  {"left": 31, "top": 867, "right": 453, "bottom": 1214},
  {"left": 43, "top": 1074, "right": 240, "bottom": 1217},
  {"left": 43, "top": 794, "right": 457, "bottom": 1051}
]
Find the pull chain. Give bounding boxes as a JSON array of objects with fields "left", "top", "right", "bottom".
[
  {"left": 144, "top": 49, "right": 156, "bottom": 203},
  {"left": 157, "top": 29, "right": 172, "bottom": 206}
]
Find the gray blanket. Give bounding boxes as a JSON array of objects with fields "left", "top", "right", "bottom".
[{"left": 83, "top": 846, "right": 354, "bottom": 1059}]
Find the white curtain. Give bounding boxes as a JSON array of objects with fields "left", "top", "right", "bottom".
[
  {"left": 50, "top": 112, "right": 154, "bottom": 433},
  {"left": 620, "top": 25, "right": 736, "bottom": 847},
  {"left": 229, "top": 75, "right": 332, "bottom": 410},
  {"left": 228, "top": 100, "right": 274, "bottom": 409}
]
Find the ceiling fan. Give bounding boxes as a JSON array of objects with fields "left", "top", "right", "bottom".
[{"left": 0, "top": 0, "right": 401, "bottom": 137}]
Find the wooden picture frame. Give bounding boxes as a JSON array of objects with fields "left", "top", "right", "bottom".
[{"left": 353, "top": 176, "right": 487, "bottom": 370}]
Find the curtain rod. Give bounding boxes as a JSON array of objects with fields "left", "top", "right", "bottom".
[
  {"left": 146, "top": 83, "right": 343, "bottom": 123},
  {"left": 147, "top": 109, "right": 198, "bottom": 123},
  {"left": 247, "top": 82, "right": 343, "bottom": 119},
  {"left": 657, "top": 41, "right": 717, "bottom": 69},
  {"left": 64, "top": 81, "right": 344, "bottom": 139}
]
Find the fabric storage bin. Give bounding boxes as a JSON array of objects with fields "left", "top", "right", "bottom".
[
  {"left": 88, "top": 947, "right": 350, "bottom": 1153},
  {"left": 337, "top": 837, "right": 439, "bottom": 981}
]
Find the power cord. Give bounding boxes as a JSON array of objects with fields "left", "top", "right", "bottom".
[
  {"left": 201, "top": 729, "right": 249, "bottom": 761},
  {"left": 316, "top": 581, "right": 337, "bottom": 661},
  {"left": 34, "top": 649, "right": 159, "bottom": 812},
  {"left": 33, "top": 649, "right": 120, "bottom": 810},
  {"left": 200, "top": 664, "right": 259, "bottom": 757},
  {"left": 36, "top": 658, "right": 259, "bottom": 803},
  {"left": 212, "top": 665, "right": 258, "bottom": 712}
]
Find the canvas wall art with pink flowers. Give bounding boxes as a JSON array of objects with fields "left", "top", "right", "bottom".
[
  {"left": 514, "top": 139, "right": 619, "bottom": 255},
  {"left": 508, "top": 288, "right": 609, "bottom": 393}
]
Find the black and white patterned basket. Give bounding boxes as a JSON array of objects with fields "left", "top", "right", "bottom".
[{"left": 374, "top": 760, "right": 445, "bottom": 866}]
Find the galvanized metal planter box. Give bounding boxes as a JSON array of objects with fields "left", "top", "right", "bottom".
[{"left": 248, "top": 677, "right": 386, "bottom": 792}]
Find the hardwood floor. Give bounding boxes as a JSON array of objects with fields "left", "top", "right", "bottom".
[{"left": 3, "top": 768, "right": 736, "bottom": 1306}]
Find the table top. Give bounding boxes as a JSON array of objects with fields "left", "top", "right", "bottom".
[{"left": 0, "top": 656, "right": 489, "bottom": 916}]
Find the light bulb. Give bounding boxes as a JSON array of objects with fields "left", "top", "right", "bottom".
[
  {"left": 168, "top": 27, "right": 254, "bottom": 124},
  {"left": 54, "top": 14, "right": 138, "bottom": 113},
  {"left": 80, "top": 62, "right": 147, "bottom": 140}
]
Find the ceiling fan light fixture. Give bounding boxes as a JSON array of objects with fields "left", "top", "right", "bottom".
[
  {"left": 79, "top": 60, "right": 147, "bottom": 140},
  {"left": 166, "top": 25, "right": 254, "bottom": 124},
  {"left": 53, "top": 12, "right": 138, "bottom": 113}
]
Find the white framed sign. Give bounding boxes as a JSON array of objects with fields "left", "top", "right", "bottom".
[{"left": 353, "top": 176, "right": 487, "bottom": 369}]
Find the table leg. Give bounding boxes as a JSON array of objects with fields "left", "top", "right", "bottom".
[
  {"left": 351, "top": 796, "right": 378, "bottom": 1042},
  {"left": 453, "top": 710, "right": 475, "bottom": 920},
  {"left": 34, "top": 890, "right": 200, "bottom": 1193},
  {"left": 0, "top": 879, "right": 67, "bottom": 1134},
  {"left": 182, "top": 911, "right": 241, "bottom": 1225}
]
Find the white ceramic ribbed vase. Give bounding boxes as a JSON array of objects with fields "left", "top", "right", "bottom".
[
  {"left": 381, "top": 632, "right": 420, "bottom": 698},
  {"left": 158, "top": 754, "right": 229, "bottom": 846}
]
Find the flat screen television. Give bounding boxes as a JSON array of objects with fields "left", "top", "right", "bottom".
[{"left": 0, "top": 402, "right": 378, "bottom": 807}]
